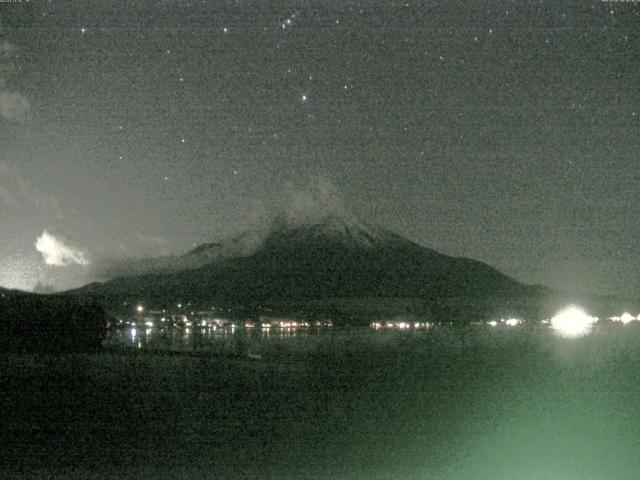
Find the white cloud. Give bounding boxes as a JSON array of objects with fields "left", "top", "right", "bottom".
[{"left": 35, "top": 230, "right": 89, "bottom": 267}]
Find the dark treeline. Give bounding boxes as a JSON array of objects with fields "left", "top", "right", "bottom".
[{"left": 0, "top": 294, "right": 107, "bottom": 353}]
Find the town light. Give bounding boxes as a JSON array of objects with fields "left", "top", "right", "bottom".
[{"left": 550, "top": 305, "right": 598, "bottom": 338}]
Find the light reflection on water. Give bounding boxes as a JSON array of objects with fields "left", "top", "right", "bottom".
[{"left": 105, "top": 322, "right": 331, "bottom": 353}]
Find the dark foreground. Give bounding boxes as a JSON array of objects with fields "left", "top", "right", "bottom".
[{"left": 2, "top": 325, "right": 640, "bottom": 479}]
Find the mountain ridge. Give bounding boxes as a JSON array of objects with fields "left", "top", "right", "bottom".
[{"left": 72, "top": 213, "right": 534, "bottom": 307}]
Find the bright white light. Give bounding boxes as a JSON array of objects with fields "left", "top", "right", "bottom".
[
  {"left": 136, "top": 305, "right": 144, "bottom": 313},
  {"left": 487, "top": 320, "right": 498, "bottom": 327},
  {"left": 145, "top": 321, "right": 154, "bottom": 327},
  {"left": 550, "top": 306, "right": 598, "bottom": 338},
  {"left": 504, "top": 318, "right": 521, "bottom": 326}
]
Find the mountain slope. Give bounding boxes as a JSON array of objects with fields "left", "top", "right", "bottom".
[{"left": 73, "top": 214, "right": 533, "bottom": 304}]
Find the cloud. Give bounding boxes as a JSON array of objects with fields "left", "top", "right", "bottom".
[
  {"left": 35, "top": 230, "right": 89, "bottom": 267},
  {"left": 0, "top": 39, "right": 30, "bottom": 122}
]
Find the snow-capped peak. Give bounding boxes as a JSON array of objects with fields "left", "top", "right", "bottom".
[{"left": 265, "top": 211, "right": 395, "bottom": 250}]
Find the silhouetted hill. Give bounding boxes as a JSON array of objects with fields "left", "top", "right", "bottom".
[{"left": 0, "top": 293, "right": 107, "bottom": 352}]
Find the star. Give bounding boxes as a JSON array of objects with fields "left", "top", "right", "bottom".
[{"left": 301, "top": 94, "right": 308, "bottom": 102}]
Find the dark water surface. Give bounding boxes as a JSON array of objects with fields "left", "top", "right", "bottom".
[{"left": 2, "top": 323, "right": 640, "bottom": 479}]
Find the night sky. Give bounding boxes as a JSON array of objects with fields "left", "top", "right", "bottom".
[{"left": 0, "top": 1, "right": 638, "bottom": 296}]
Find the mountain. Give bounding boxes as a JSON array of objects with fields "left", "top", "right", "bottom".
[{"left": 72, "top": 213, "right": 537, "bottom": 313}]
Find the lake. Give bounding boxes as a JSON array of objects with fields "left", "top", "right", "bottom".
[{"left": 2, "top": 319, "right": 640, "bottom": 479}]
